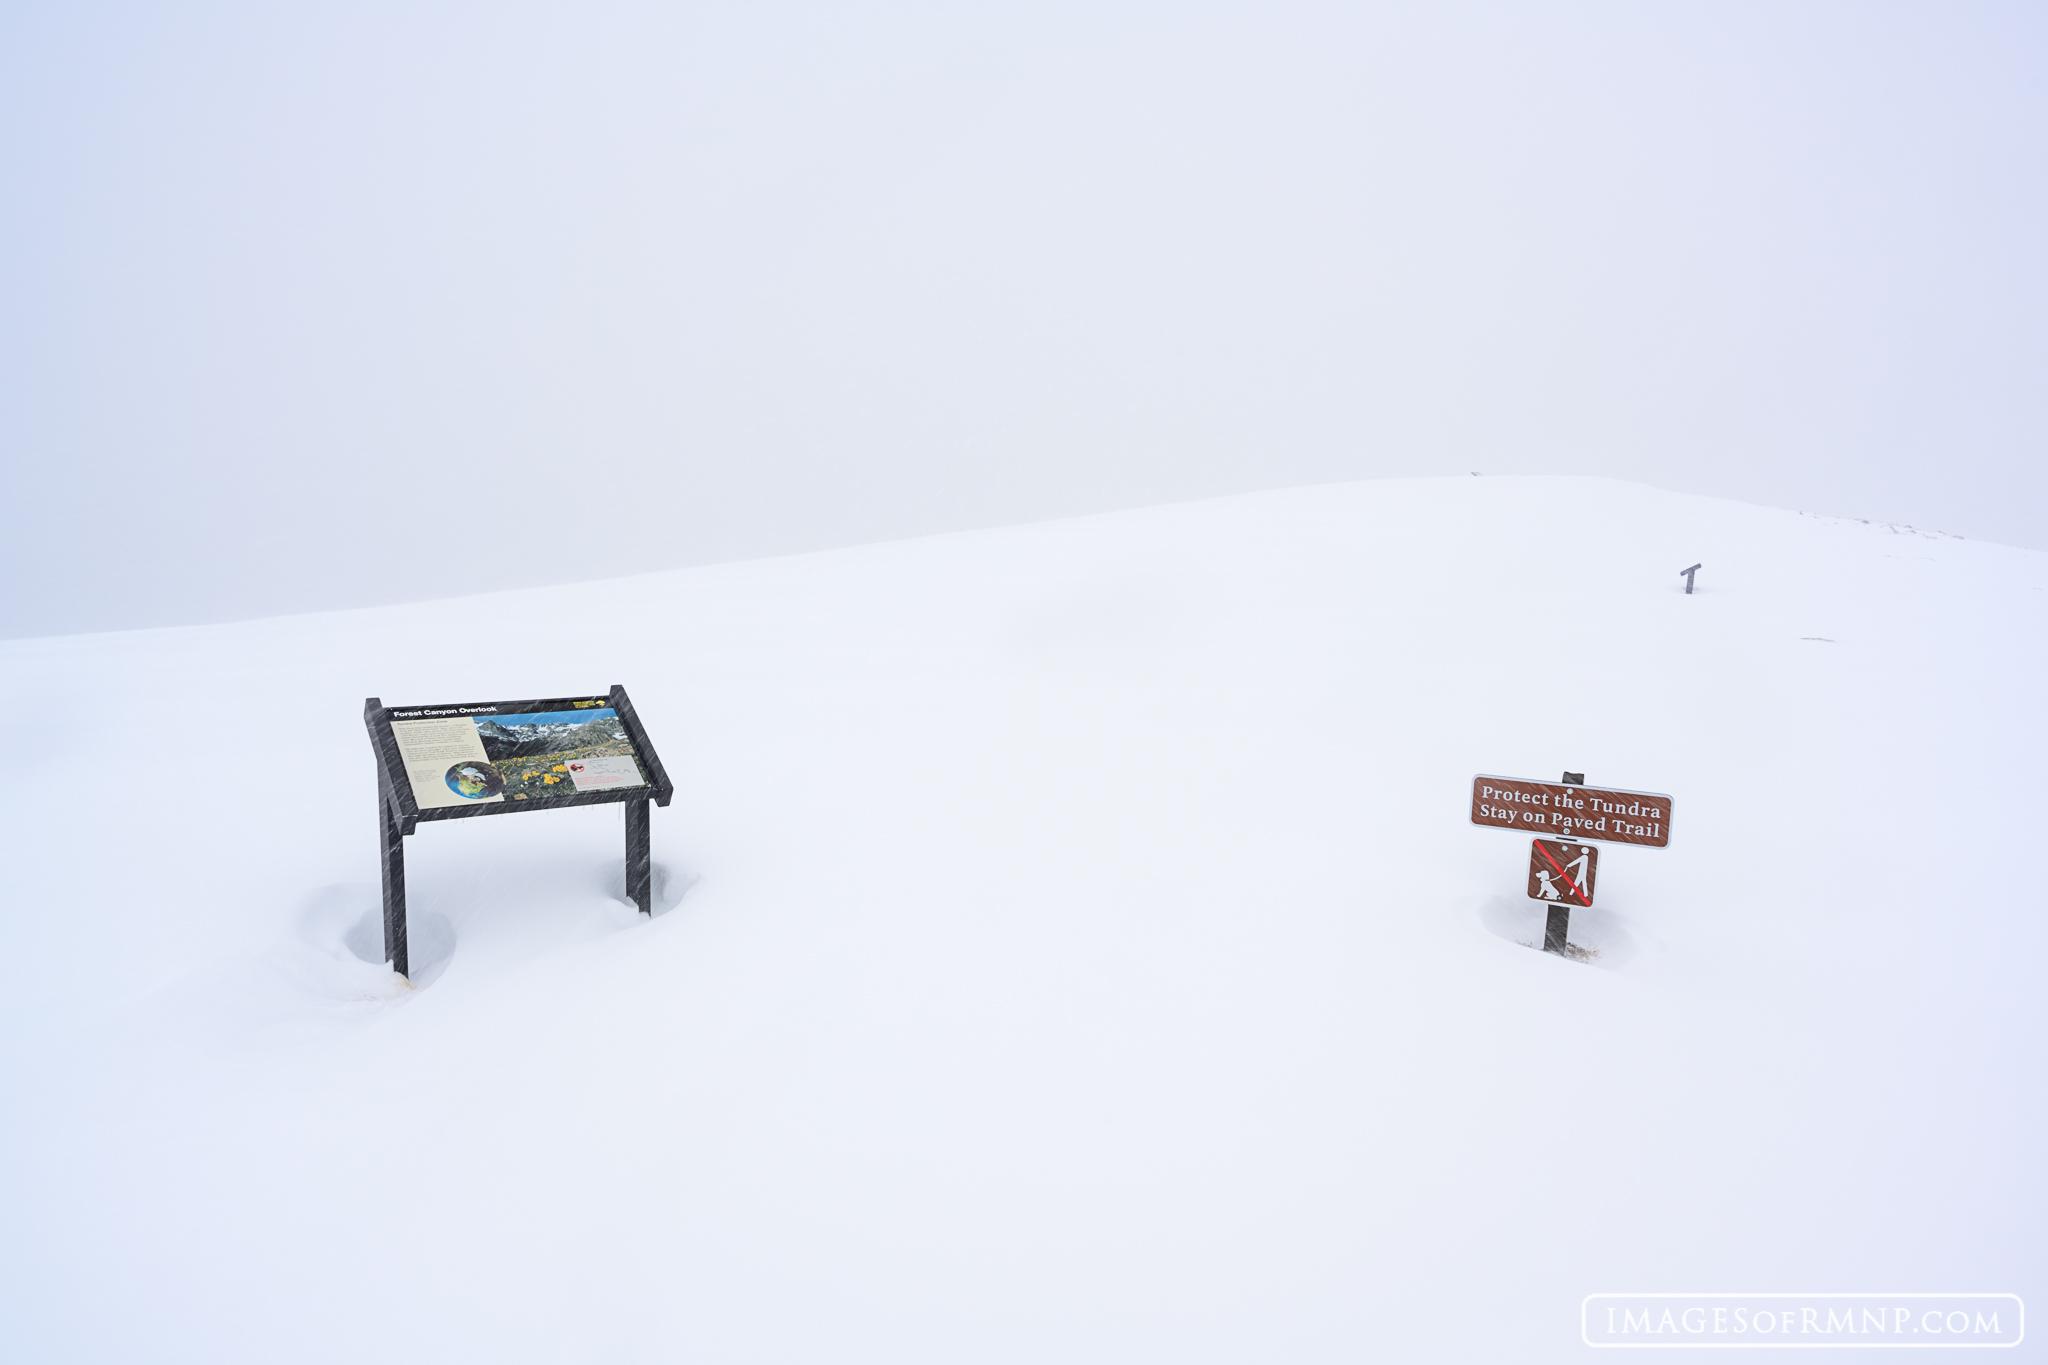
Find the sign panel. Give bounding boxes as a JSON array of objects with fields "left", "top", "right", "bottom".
[
  {"left": 365, "top": 686, "right": 674, "bottom": 976},
  {"left": 1528, "top": 839, "right": 1597, "bottom": 907},
  {"left": 387, "top": 696, "right": 648, "bottom": 812},
  {"left": 1470, "top": 774, "right": 1673, "bottom": 848}
]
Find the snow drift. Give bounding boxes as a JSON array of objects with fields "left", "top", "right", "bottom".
[{"left": 0, "top": 477, "right": 2039, "bottom": 1361}]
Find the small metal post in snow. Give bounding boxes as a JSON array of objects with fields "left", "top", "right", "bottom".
[{"left": 1543, "top": 772, "right": 1586, "bottom": 956}]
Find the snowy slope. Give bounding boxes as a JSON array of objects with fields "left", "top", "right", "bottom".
[{"left": 1, "top": 477, "right": 2041, "bottom": 1362}]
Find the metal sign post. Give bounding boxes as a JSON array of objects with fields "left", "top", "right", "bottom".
[
  {"left": 625, "top": 795, "right": 652, "bottom": 917},
  {"left": 1542, "top": 774, "right": 1584, "bottom": 954},
  {"left": 379, "top": 783, "right": 409, "bottom": 977}
]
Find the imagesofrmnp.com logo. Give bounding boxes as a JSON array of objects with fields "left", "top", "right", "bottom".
[{"left": 1583, "top": 1294, "right": 2024, "bottom": 1348}]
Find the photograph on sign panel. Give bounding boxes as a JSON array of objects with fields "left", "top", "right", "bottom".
[{"left": 475, "top": 708, "right": 646, "bottom": 799}]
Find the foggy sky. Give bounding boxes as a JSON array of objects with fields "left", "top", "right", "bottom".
[{"left": 4, "top": 1, "right": 2044, "bottom": 638}]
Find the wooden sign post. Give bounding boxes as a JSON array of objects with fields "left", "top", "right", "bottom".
[{"left": 364, "top": 686, "right": 674, "bottom": 978}]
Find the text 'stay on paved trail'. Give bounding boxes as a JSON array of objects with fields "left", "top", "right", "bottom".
[{"left": 1470, "top": 775, "right": 1672, "bottom": 848}]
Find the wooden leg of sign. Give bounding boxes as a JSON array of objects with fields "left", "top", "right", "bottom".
[
  {"left": 625, "top": 797, "right": 652, "bottom": 915},
  {"left": 380, "top": 791, "right": 410, "bottom": 979}
]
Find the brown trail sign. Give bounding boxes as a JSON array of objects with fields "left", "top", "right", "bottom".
[
  {"left": 1470, "top": 775, "right": 1673, "bottom": 848},
  {"left": 1528, "top": 839, "right": 1597, "bottom": 908},
  {"left": 1471, "top": 771, "right": 1673, "bottom": 957}
]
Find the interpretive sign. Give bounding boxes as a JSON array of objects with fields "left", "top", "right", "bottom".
[
  {"left": 387, "top": 697, "right": 649, "bottom": 812},
  {"left": 365, "top": 686, "right": 674, "bottom": 978},
  {"left": 1469, "top": 775, "right": 1673, "bottom": 848},
  {"left": 1527, "top": 839, "right": 1597, "bottom": 908}
]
